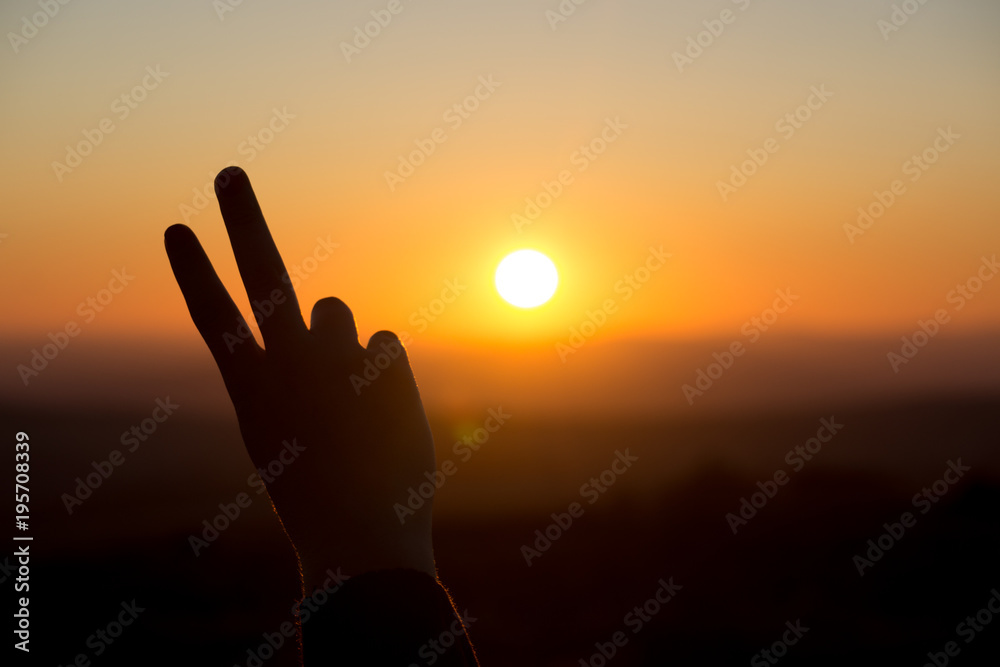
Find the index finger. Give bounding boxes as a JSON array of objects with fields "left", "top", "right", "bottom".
[{"left": 214, "top": 166, "right": 306, "bottom": 350}]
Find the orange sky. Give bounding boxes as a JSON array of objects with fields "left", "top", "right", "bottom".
[{"left": 2, "top": 0, "right": 999, "bottom": 390}]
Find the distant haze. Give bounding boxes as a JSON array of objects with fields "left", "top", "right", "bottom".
[{"left": 5, "top": 331, "right": 999, "bottom": 419}]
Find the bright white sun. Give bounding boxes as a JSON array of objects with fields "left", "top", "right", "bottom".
[{"left": 495, "top": 250, "right": 559, "bottom": 308}]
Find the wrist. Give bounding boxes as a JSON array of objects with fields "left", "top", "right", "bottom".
[{"left": 296, "top": 539, "right": 436, "bottom": 593}]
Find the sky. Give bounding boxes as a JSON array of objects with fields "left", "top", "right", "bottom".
[{"left": 2, "top": 0, "right": 999, "bottom": 412}]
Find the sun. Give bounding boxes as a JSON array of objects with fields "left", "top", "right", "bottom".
[{"left": 495, "top": 249, "right": 559, "bottom": 308}]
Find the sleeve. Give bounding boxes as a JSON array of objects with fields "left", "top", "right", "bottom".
[{"left": 299, "top": 568, "right": 480, "bottom": 666}]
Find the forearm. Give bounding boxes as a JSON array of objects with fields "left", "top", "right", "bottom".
[{"left": 299, "top": 568, "right": 479, "bottom": 666}]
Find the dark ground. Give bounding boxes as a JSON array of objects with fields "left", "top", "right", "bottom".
[{"left": 7, "top": 394, "right": 1000, "bottom": 666}]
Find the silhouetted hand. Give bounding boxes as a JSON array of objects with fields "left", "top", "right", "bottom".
[{"left": 164, "top": 167, "right": 435, "bottom": 589}]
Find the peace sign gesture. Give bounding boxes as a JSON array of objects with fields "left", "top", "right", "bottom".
[{"left": 164, "top": 167, "right": 436, "bottom": 588}]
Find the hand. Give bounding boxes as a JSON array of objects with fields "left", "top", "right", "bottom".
[{"left": 164, "top": 167, "right": 435, "bottom": 588}]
